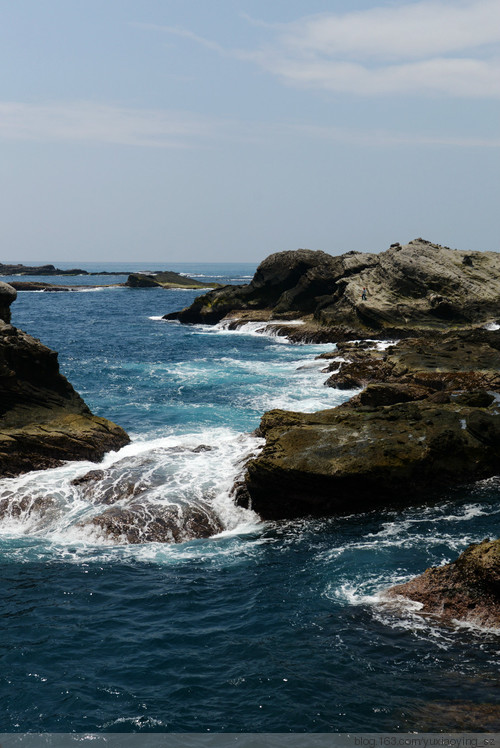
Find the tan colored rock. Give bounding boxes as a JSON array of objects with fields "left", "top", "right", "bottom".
[{"left": 167, "top": 239, "right": 500, "bottom": 339}]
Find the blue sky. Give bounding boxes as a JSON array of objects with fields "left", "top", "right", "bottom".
[{"left": 1, "top": 0, "right": 499, "bottom": 262}]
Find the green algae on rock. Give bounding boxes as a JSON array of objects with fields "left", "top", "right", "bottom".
[
  {"left": 126, "top": 270, "right": 221, "bottom": 289},
  {"left": 236, "top": 401, "right": 500, "bottom": 520}
]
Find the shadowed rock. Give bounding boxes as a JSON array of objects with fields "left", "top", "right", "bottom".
[
  {"left": 325, "top": 332, "right": 500, "bottom": 398},
  {"left": 126, "top": 271, "right": 220, "bottom": 289},
  {"left": 0, "top": 284, "right": 129, "bottom": 477}
]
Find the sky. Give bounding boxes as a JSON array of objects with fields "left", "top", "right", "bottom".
[{"left": 0, "top": 0, "right": 499, "bottom": 263}]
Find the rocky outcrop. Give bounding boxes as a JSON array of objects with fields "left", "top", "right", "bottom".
[
  {"left": 0, "top": 281, "right": 17, "bottom": 323},
  {"left": 386, "top": 538, "right": 500, "bottom": 628},
  {"left": 165, "top": 239, "right": 500, "bottom": 336},
  {"left": 0, "top": 283, "right": 129, "bottom": 477},
  {"left": 8, "top": 281, "right": 71, "bottom": 292},
  {"left": 325, "top": 330, "right": 500, "bottom": 400},
  {"left": 236, "top": 400, "right": 500, "bottom": 520},
  {"left": 126, "top": 271, "right": 220, "bottom": 290}
]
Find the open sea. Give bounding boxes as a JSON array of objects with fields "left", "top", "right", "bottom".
[{"left": 0, "top": 262, "right": 499, "bottom": 734}]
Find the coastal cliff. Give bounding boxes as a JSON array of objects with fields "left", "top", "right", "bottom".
[
  {"left": 165, "top": 239, "right": 500, "bottom": 337},
  {"left": 0, "top": 281, "right": 129, "bottom": 477}
]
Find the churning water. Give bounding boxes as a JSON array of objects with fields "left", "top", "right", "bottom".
[{"left": 0, "top": 263, "right": 499, "bottom": 733}]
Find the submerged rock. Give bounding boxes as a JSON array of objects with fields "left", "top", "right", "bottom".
[
  {"left": 386, "top": 538, "right": 500, "bottom": 628},
  {"left": 236, "top": 401, "right": 500, "bottom": 520},
  {"left": 0, "top": 285, "right": 129, "bottom": 477},
  {"left": 166, "top": 239, "right": 500, "bottom": 337},
  {"left": 85, "top": 502, "right": 223, "bottom": 544}
]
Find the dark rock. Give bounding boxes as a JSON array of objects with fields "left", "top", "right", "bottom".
[
  {"left": 126, "top": 271, "right": 220, "bottom": 290},
  {"left": 0, "top": 316, "right": 129, "bottom": 477},
  {"left": 86, "top": 502, "right": 223, "bottom": 544},
  {"left": 386, "top": 538, "right": 500, "bottom": 627},
  {"left": 325, "top": 334, "right": 500, "bottom": 396},
  {"left": 0, "top": 282, "right": 17, "bottom": 324},
  {"left": 236, "top": 401, "right": 500, "bottom": 520},
  {"left": 342, "top": 382, "right": 430, "bottom": 408},
  {"left": 71, "top": 470, "right": 105, "bottom": 486},
  {"left": 8, "top": 281, "right": 70, "bottom": 292},
  {"left": 0, "top": 262, "right": 89, "bottom": 276},
  {"left": 454, "top": 390, "right": 495, "bottom": 407},
  {"left": 0, "top": 493, "right": 57, "bottom": 521}
]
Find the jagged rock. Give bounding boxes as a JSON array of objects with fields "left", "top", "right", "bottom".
[
  {"left": 165, "top": 239, "right": 500, "bottom": 337},
  {"left": 325, "top": 333, "right": 500, "bottom": 397},
  {"left": 164, "top": 248, "right": 376, "bottom": 325},
  {"left": 236, "top": 401, "right": 500, "bottom": 520},
  {"left": 386, "top": 538, "right": 500, "bottom": 628},
  {"left": 0, "top": 286, "right": 129, "bottom": 477}
]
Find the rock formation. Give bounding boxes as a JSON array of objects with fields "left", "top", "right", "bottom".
[
  {"left": 235, "top": 399, "right": 500, "bottom": 520},
  {"left": 165, "top": 239, "right": 500, "bottom": 337},
  {"left": 0, "top": 281, "right": 129, "bottom": 477},
  {"left": 0, "top": 262, "right": 90, "bottom": 275},
  {"left": 126, "top": 271, "right": 220, "bottom": 289},
  {"left": 324, "top": 330, "right": 500, "bottom": 398},
  {"left": 386, "top": 538, "right": 500, "bottom": 628}
]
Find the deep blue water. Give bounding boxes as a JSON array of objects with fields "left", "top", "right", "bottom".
[{"left": 0, "top": 264, "right": 499, "bottom": 734}]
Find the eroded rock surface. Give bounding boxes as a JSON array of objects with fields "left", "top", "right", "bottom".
[
  {"left": 387, "top": 538, "right": 500, "bottom": 628},
  {"left": 165, "top": 239, "right": 500, "bottom": 337},
  {"left": 326, "top": 330, "right": 500, "bottom": 402}
]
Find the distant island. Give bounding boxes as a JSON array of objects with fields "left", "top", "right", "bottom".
[
  {"left": 0, "top": 262, "right": 123, "bottom": 276},
  {"left": 0, "top": 264, "right": 221, "bottom": 291}
]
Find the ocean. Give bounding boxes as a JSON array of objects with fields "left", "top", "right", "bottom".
[{"left": 0, "top": 262, "right": 499, "bottom": 733}]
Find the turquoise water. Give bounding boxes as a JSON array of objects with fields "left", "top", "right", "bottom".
[{"left": 0, "top": 264, "right": 499, "bottom": 733}]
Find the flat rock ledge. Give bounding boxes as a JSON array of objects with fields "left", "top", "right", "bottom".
[
  {"left": 386, "top": 538, "right": 500, "bottom": 628},
  {"left": 0, "top": 285, "right": 129, "bottom": 477},
  {"left": 236, "top": 401, "right": 500, "bottom": 520}
]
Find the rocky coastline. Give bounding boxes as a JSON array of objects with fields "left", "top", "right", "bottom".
[
  {"left": 167, "top": 239, "right": 500, "bottom": 625},
  {"left": 0, "top": 281, "right": 129, "bottom": 478}
]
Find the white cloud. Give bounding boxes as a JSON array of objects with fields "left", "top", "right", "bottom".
[
  {"left": 261, "top": 54, "right": 500, "bottom": 97},
  {"left": 279, "top": 0, "right": 500, "bottom": 61},
  {"left": 0, "top": 100, "right": 498, "bottom": 149},
  {"left": 0, "top": 101, "right": 217, "bottom": 148},
  {"left": 145, "top": 0, "right": 500, "bottom": 98},
  {"left": 253, "top": 0, "right": 500, "bottom": 97}
]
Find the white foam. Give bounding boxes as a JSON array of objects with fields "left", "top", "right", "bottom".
[{"left": 0, "top": 429, "right": 263, "bottom": 552}]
